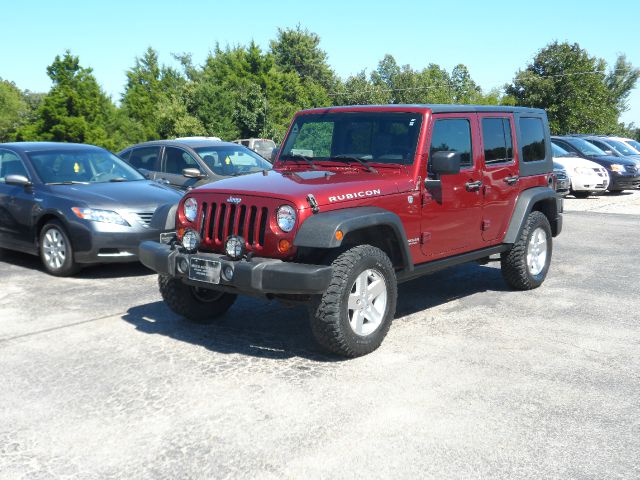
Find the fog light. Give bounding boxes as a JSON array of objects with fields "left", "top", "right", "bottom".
[
  {"left": 223, "top": 265, "right": 234, "bottom": 281},
  {"left": 225, "top": 235, "right": 244, "bottom": 260},
  {"left": 181, "top": 229, "right": 200, "bottom": 253},
  {"left": 278, "top": 239, "right": 291, "bottom": 253},
  {"left": 177, "top": 257, "right": 189, "bottom": 274}
]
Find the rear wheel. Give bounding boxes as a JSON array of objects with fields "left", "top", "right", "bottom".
[
  {"left": 309, "top": 245, "right": 397, "bottom": 357},
  {"left": 39, "top": 220, "right": 80, "bottom": 276},
  {"left": 501, "top": 211, "right": 552, "bottom": 290},
  {"left": 158, "top": 275, "right": 237, "bottom": 323}
]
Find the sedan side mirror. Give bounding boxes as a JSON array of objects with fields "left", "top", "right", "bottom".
[
  {"left": 431, "top": 151, "right": 462, "bottom": 175},
  {"left": 182, "top": 168, "right": 203, "bottom": 178},
  {"left": 5, "top": 174, "right": 32, "bottom": 187}
]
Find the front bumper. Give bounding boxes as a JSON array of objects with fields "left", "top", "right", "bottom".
[
  {"left": 570, "top": 173, "right": 609, "bottom": 191},
  {"left": 139, "top": 241, "right": 333, "bottom": 295},
  {"left": 608, "top": 172, "right": 640, "bottom": 190},
  {"left": 71, "top": 224, "right": 164, "bottom": 264}
]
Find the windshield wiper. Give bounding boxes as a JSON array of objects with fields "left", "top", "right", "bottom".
[
  {"left": 109, "top": 177, "right": 128, "bottom": 182},
  {"left": 331, "top": 155, "right": 378, "bottom": 173},
  {"left": 47, "top": 181, "right": 90, "bottom": 185},
  {"left": 284, "top": 153, "right": 317, "bottom": 170}
]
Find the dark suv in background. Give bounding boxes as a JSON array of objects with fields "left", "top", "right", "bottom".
[
  {"left": 551, "top": 136, "right": 640, "bottom": 192},
  {"left": 118, "top": 139, "right": 272, "bottom": 191}
]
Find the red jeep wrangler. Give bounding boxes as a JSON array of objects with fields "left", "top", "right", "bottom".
[{"left": 140, "top": 105, "right": 562, "bottom": 357}]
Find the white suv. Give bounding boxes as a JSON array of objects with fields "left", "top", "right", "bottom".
[{"left": 552, "top": 143, "right": 609, "bottom": 198}]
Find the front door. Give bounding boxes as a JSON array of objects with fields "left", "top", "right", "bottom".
[
  {"left": 160, "top": 147, "right": 201, "bottom": 190},
  {"left": 0, "top": 150, "right": 36, "bottom": 251},
  {"left": 420, "top": 114, "right": 485, "bottom": 259},
  {"left": 478, "top": 114, "right": 520, "bottom": 242}
]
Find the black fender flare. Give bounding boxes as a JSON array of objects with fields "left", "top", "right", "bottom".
[
  {"left": 149, "top": 203, "right": 179, "bottom": 231},
  {"left": 293, "top": 206, "right": 413, "bottom": 270},
  {"left": 504, "top": 187, "right": 562, "bottom": 244}
]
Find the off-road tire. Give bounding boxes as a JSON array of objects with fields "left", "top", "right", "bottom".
[
  {"left": 39, "top": 220, "right": 81, "bottom": 276},
  {"left": 158, "top": 275, "right": 237, "bottom": 323},
  {"left": 309, "top": 245, "right": 397, "bottom": 357},
  {"left": 501, "top": 211, "right": 552, "bottom": 290}
]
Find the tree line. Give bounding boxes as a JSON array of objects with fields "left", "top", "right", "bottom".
[{"left": 1, "top": 26, "right": 638, "bottom": 151}]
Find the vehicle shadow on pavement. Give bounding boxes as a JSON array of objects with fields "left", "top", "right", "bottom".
[{"left": 122, "top": 262, "right": 508, "bottom": 361}]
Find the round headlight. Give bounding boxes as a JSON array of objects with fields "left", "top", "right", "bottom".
[
  {"left": 182, "top": 229, "right": 200, "bottom": 253},
  {"left": 225, "top": 236, "right": 244, "bottom": 260},
  {"left": 276, "top": 205, "right": 296, "bottom": 232},
  {"left": 183, "top": 197, "right": 198, "bottom": 222}
]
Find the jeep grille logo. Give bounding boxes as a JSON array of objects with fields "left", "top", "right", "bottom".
[{"left": 226, "top": 196, "right": 242, "bottom": 204}]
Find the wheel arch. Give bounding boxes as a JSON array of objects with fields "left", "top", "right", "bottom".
[
  {"left": 504, "top": 187, "right": 562, "bottom": 244},
  {"left": 294, "top": 207, "right": 413, "bottom": 271}
]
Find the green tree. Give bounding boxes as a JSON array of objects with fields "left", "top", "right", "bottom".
[
  {"left": 505, "top": 42, "right": 623, "bottom": 134},
  {"left": 605, "top": 54, "right": 640, "bottom": 114},
  {"left": 0, "top": 79, "right": 31, "bottom": 142}
]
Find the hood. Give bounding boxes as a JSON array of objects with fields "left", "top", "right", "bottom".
[
  {"left": 190, "top": 168, "right": 414, "bottom": 209},
  {"left": 46, "top": 180, "right": 182, "bottom": 211},
  {"left": 553, "top": 156, "right": 605, "bottom": 170},
  {"left": 583, "top": 154, "right": 637, "bottom": 167}
]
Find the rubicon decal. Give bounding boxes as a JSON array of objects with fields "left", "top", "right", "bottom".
[{"left": 328, "top": 189, "right": 381, "bottom": 203}]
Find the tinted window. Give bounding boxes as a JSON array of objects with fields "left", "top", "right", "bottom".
[
  {"left": 0, "top": 150, "right": 29, "bottom": 182},
  {"left": 163, "top": 147, "right": 198, "bottom": 174},
  {"left": 281, "top": 112, "right": 423, "bottom": 165},
  {"left": 118, "top": 149, "right": 131, "bottom": 161},
  {"left": 430, "top": 118, "right": 472, "bottom": 168},
  {"left": 129, "top": 147, "right": 160, "bottom": 170},
  {"left": 519, "top": 118, "right": 546, "bottom": 162},
  {"left": 552, "top": 143, "right": 570, "bottom": 157},
  {"left": 565, "top": 138, "right": 606, "bottom": 156},
  {"left": 482, "top": 118, "right": 513, "bottom": 164}
]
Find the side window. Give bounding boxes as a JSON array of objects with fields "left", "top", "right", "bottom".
[
  {"left": 429, "top": 118, "right": 473, "bottom": 168},
  {"left": 129, "top": 147, "right": 160, "bottom": 171},
  {"left": 118, "top": 149, "right": 131, "bottom": 161},
  {"left": 482, "top": 118, "right": 514, "bottom": 165},
  {"left": 241, "top": 140, "right": 250, "bottom": 147},
  {"left": 0, "top": 150, "right": 29, "bottom": 183},
  {"left": 519, "top": 118, "right": 546, "bottom": 162},
  {"left": 163, "top": 147, "right": 198, "bottom": 174}
]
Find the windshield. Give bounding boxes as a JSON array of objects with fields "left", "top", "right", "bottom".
[
  {"left": 280, "top": 112, "right": 423, "bottom": 166},
  {"left": 552, "top": 143, "right": 571, "bottom": 157},
  {"left": 254, "top": 140, "right": 275, "bottom": 150},
  {"left": 28, "top": 149, "right": 145, "bottom": 184},
  {"left": 567, "top": 138, "right": 607, "bottom": 156},
  {"left": 605, "top": 139, "right": 638, "bottom": 156},
  {"left": 194, "top": 145, "right": 272, "bottom": 176},
  {"left": 625, "top": 139, "right": 640, "bottom": 152}
]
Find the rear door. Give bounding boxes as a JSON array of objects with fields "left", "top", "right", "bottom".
[
  {"left": 478, "top": 114, "right": 520, "bottom": 242},
  {"left": 420, "top": 113, "right": 485, "bottom": 259}
]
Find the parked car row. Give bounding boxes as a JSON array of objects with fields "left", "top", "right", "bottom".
[{"left": 551, "top": 135, "right": 640, "bottom": 197}]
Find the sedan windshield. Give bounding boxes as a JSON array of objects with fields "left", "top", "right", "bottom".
[
  {"left": 605, "top": 139, "right": 638, "bottom": 156},
  {"left": 625, "top": 139, "right": 640, "bottom": 152},
  {"left": 29, "top": 149, "right": 145, "bottom": 184},
  {"left": 567, "top": 138, "right": 607, "bottom": 156},
  {"left": 194, "top": 146, "right": 272, "bottom": 176},
  {"left": 552, "top": 143, "right": 572, "bottom": 157},
  {"left": 280, "top": 112, "right": 423, "bottom": 166}
]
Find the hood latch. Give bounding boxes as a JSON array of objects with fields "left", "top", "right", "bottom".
[{"left": 306, "top": 194, "right": 320, "bottom": 214}]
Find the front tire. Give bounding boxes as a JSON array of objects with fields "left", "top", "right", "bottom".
[
  {"left": 501, "top": 211, "right": 552, "bottom": 290},
  {"left": 158, "top": 275, "right": 237, "bottom": 323},
  {"left": 39, "top": 220, "right": 80, "bottom": 276},
  {"left": 309, "top": 245, "right": 397, "bottom": 357}
]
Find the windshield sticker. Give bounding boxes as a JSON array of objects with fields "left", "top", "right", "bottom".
[
  {"left": 328, "top": 189, "right": 381, "bottom": 203},
  {"left": 409, "top": 119, "right": 416, "bottom": 126},
  {"left": 73, "top": 162, "right": 80, "bottom": 173}
]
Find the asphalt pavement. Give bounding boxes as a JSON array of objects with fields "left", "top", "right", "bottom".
[{"left": 0, "top": 197, "right": 639, "bottom": 479}]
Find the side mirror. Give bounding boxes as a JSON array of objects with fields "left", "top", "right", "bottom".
[
  {"left": 182, "top": 168, "right": 203, "bottom": 178},
  {"left": 5, "top": 174, "right": 32, "bottom": 187},
  {"left": 431, "top": 151, "right": 462, "bottom": 175},
  {"left": 270, "top": 147, "right": 279, "bottom": 163}
]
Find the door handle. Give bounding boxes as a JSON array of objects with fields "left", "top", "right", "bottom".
[
  {"left": 504, "top": 175, "right": 519, "bottom": 185},
  {"left": 465, "top": 180, "right": 483, "bottom": 192}
]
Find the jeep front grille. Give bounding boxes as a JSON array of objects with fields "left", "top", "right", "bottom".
[{"left": 200, "top": 201, "right": 269, "bottom": 248}]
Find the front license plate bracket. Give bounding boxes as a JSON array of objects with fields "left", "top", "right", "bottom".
[{"left": 188, "top": 257, "right": 221, "bottom": 284}]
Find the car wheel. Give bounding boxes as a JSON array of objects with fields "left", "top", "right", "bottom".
[
  {"left": 39, "top": 220, "right": 80, "bottom": 276},
  {"left": 500, "top": 211, "right": 552, "bottom": 291},
  {"left": 158, "top": 275, "right": 237, "bottom": 323},
  {"left": 309, "top": 245, "right": 397, "bottom": 357},
  {"left": 572, "top": 191, "right": 591, "bottom": 198}
]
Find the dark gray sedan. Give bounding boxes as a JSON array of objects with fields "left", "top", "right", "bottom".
[
  {"left": 0, "top": 142, "right": 181, "bottom": 276},
  {"left": 118, "top": 139, "right": 272, "bottom": 191}
]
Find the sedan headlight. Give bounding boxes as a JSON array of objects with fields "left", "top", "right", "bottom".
[
  {"left": 610, "top": 164, "right": 625, "bottom": 173},
  {"left": 71, "top": 207, "right": 129, "bottom": 226},
  {"left": 573, "top": 166, "right": 592, "bottom": 175},
  {"left": 276, "top": 205, "right": 296, "bottom": 232},
  {"left": 183, "top": 197, "right": 198, "bottom": 222}
]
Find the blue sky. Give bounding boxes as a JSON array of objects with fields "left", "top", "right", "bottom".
[{"left": 2, "top": 0, "right": 638, "bottom": 125}]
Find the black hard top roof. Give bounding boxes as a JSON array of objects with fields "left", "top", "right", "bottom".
[
  {"left": 0, "top": 142, "right": 107, "bottom": 153},
  {"left": 299, "top": 104, "right": 546, "bottom": 115}
]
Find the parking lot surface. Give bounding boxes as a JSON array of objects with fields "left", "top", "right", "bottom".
[{"left": 1, "top": 193, "right": 639, "bottom": 479}]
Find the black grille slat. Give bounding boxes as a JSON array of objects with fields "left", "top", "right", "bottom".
[
  {"left": 247, "top": 206, "right": 257, "bottom": 245},
  {"left": 207, "top": 203, "right": 217, "bottom": 240},
  {"left": 237, "top": 205, "right": 247, "bottom": 237},
  {"left": 199, "top": 200, "right": 268, "bottom": 249},
  {"left": 200, "top": 203, "right": 207, "bottom": 238},
  {"left": 217, "top": 204, "right": 227, "bottom": 241},
  {"left": 258, "top": 207, "right": 268, "bottom": 246}
]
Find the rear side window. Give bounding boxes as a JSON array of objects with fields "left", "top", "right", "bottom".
[
  {"left": 519, "top": 118, "right": 546, "bottom": 162},
  {"left": 482, "top": 118, "right": 513, "bottom": 164},
  {"left": 430, "top": 119, "right": 472, "bottom": 168},
  {"left": 129, "top": 147, "right": 160, "bottom": 170}
]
